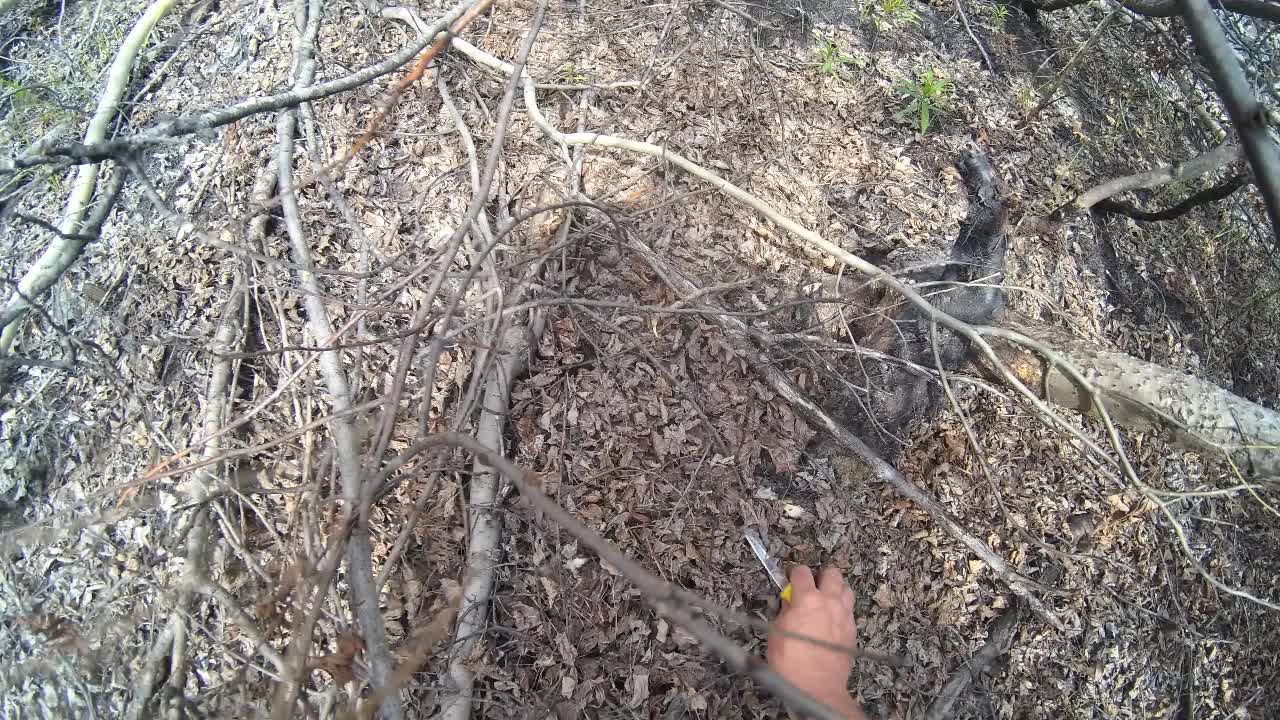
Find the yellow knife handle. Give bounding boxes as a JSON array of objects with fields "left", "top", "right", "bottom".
[{"left": 780, "top": 584, "right": 793, "bottom": 603}]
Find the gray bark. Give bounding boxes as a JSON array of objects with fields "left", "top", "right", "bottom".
[
  {"left": 1075, "top": 142, "right": 1242, "bottom": 210},
  {"left": 987, "top": 326, "right": 1280, "bottom": 479}
]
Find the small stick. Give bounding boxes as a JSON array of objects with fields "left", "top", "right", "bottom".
[{"left": 954, "top": 0, "right": 995, "bottom": 74}]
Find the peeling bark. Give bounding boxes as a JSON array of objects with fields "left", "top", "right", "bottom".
[{"left": 985, "top": 323, "right": 1280, "bottom": 479}]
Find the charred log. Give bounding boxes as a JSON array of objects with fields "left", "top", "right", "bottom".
[{"left": 842, "top": 151, "right": 1010, "bottom": 457}]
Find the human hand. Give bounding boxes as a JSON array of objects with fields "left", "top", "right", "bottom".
[{"left": 767, "top": 566, "right": 864, "bottom": 718}]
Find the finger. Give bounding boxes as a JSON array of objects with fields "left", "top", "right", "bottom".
[
  {"left": 787, "top": 565, "right": 816, "bottom": 596},
  {"left": 816, "top": 566, "right": 848, "bottom": 596}
]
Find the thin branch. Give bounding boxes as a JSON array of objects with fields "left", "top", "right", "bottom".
[
  {"left": 436, "top": 5, "right": 550, "bottom": 717},
  {"left": 274, "top": 0, "right": 400, "bottom": 715},
  {"left": 190, "top": 576, "right": 289, "bottom": 673},
  {"left": 954, "top": 0, "right": 995, "bottom": 74},
  {"left": 1094, "top": 170, "right": 1249, "bottom": 221},
  {"left": 332, "top": 0, "right": 495, "bottom": 171},
  {"left": 625, "top": 234, "right": 1066, "bottom": 629},
  {"left": 1074, "top": 141, "right": 1243, "bottom": 210},
  {"left": 11, "top": 212, "right": 99, "bottom": 241},
  {"left": 0, "top": 164, "right": 128, "bottom": 343},
  {"left": 384, "top": 433, "right": 853, "bottom": 720},
  {"left": 1179, "top": 0, "right": 1280, "bottom": 239},
  {"left": 923, "top": 595, "right": 1025, "bottom": 720},
  {"left": 1029, "top": 3, "right": 1122, "bottom": 119},
  {"left": 379, "top": 6, "right": 641, "bottom": 90},
  {"left": 0, "top": 0, "right": 480, "bottom": 172}
]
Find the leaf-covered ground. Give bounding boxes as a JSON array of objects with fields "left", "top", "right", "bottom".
[{"left": 1, "top": 0, "right": 1277, "bottom": 717}]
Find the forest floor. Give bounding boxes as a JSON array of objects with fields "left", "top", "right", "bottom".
[{"left": 1, "top": 0, "right": 1278, "bottom": 717}]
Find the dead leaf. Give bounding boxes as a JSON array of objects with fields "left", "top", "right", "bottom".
[
  {"left": 628, "top": 672, "right": 650, "bottom": 708},
  {"left": 306, "top": 632, "right": 365, "bottom": 685}
]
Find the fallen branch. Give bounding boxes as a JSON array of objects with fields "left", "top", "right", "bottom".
[
  {"left": 0, "top": 0, "right": 479, "bottom": 172},
  {"left": 985, "top": 322, "right": 1280, "bottom": 479},
  {"left": 1026, "top": 0, "right": 1280, "bottom": 22},
  {"left": 139, "top": 164, "right": 276, "bottom": 710},
  {"left": 438, "top": 321, "right": 544, "bottom": 720},
  {"left": 1073, "top": 141, "right": 1243, "bottom": 210},
  {"left": 274, "top": 0, "right": 400, "bottom": 716},
  {"left": 0, "top": 0, "right": 175, "bottom": 353},
  {"left": 625, "top": 234, "right": 1065, "bottom": 629},
  {"left": 1028, "top": 3, "right": 1122, "bottom": 119},
  {"left": 0, "top": 165, "right": 127, "bottom": 341},
  {"left": 336, "top": 0, "right": 495, "bottom": 169},
  {"left": 1093, "top": 171, "right": 1249, "bottom": 221},
  {"left": 436, "top": 6, "right": 549, "bottom": 718},
  {"left": 954, "top": 0, "right": 995, "bottom": 74},
  {"left": 1179, "top": 0, "right": 1280, "bottom": 239},
  {"left": 127, "top": 282, "right": 247, "bottom": 719},
  {"left": 382, "top": 433, "right": 852, "bottom": 720}
]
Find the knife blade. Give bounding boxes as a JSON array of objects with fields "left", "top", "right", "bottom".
[{"left": 744, "top": 526, "right": 793, "bottom": 603}]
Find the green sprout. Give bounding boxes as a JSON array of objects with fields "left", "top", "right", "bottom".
[
  {"left": 861, "top": 0, "right": 920, "bottom": 30},
  {"left": 559, "top": 62, "right": 587, "bottom": 85},
  {"left": 895, "top": 67, "right": 951, "bottom": 134},
  {"left": 880, "top": 0, "right": 921, "bottom": 25},
  {"left": 991, "top": 3, "right": 1010, "bottom": 23},
  {"left": 816, "top": 40, "right": 857, "bottom": 79}
]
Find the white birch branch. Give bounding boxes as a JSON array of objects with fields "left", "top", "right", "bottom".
[
  {"left": 0, "top": 0, "right": 480, "bottom": 172},
  {"left": 275, "top": 0, "right": 400, "bottom": 716},
  {"left": 0, "top": 0, "right": 176, "bottom": 354},
  {"left": 437, "top": 5, "right": 551, "bottom": 717},
  {"left": 439, "top": 320, "right": 544, "bottom": 720}
]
